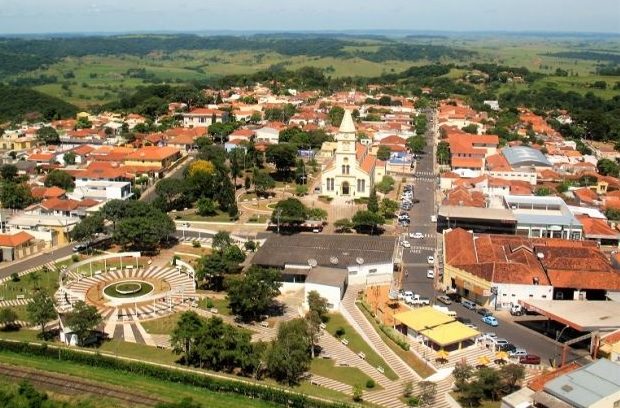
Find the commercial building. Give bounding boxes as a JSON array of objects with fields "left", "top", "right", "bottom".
[
  {"left": 437, "top": 205, "right": 517, "bottom": 234},
  {"left": 503, "top": 195, "right": 583, "bottom": 239}
]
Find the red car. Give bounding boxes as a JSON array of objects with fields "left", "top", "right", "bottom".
[{"left": 519, "top": 354, "right": 541, "bottom": 365}]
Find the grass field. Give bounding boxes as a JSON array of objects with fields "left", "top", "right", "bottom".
[
  {"left": 310, "top": 358, "right": 379, "bottom": 390},
  {"left": 0, "top": 379, "right": 120, "bottom": 408},
  {"left": 0, "top": 267, "right": 59, "bottom": 300},
  {"left": 324, "top": 313, "right": 398, "bottom": 381}
]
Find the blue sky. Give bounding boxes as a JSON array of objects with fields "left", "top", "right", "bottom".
[{"left": 0, "top": 0, "right": 618, "bottom": 34}]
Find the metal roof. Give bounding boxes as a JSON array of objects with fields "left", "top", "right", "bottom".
[
  {"left": 545, "top": 359, "right": 620, "bottom": 407},
  {"left": 520, "top": 300, "right": 620, "bottom": 331},
  {"left": 438, "top": 205, "right": 517, "bottom": 222},
  {"left": 503, "top": 146, "right": 552, "bottom": 167}
]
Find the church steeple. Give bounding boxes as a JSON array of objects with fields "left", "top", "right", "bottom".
[{"left": 339, "top": 109, "right": 356, "bottom": 134}]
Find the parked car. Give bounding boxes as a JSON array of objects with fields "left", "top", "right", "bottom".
[
  {"left": 409, "top": 232, "right": 424, "bottom": 239},
  {"left": 427, "top": 255, "right": 435, "bottom": 264},
  {"left": 430, "top": 215, "right": 437, "bottom": 223},
  {"left": 509, "top": 348, "right": 528, "bottom": 358},
  {"left": 72, "top": 243, "right": 87, "bottom": 252},
  {"left": 498, "top": 343, "right": 517, "bottom": 353},
  {"left": 465, "top": 323, "right": 479, "bottom": 330},
  {"left": 401, "top": 240, "right": 411, "bottom": 248},
  {"left": 447, "top": 293, "right": 462, "bottom": 303},
  {"left": 426, "top": 269, "right": 435, "bottom": 279},
  {"left": 482, "top": 315, "right": 499, "bottom": 327},
  {"left": 519, "top": 354, "right": 541, "bottom": 365},
  {"left": 461, "top": 299, "right": 477, "bottom": 310},
  {"left": 456, "top": 317, "right": 471, "bottom": 324},
  {"left": 492, "top": 338, "right": 509, "bottom": 347},
  {"left": 399, "top": 220, "right": 411, "bottom": 226},
  {"left": 436, "top": 295, "right": 452, "bottom": 305},
  {"left": 477, "top": 308, "right": 492, "bottom": 317}
]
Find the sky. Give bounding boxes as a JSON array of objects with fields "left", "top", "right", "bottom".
[{"left": 0, "top": 0, "right": 618, "bottom": 35}]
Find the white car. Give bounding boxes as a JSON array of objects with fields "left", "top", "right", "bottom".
[
  {"left": 401, "top": 240, "right": 411, "bottom": 248},
  {"left": 426, "top": 269, "right": 435, "bottom": 279},
  {"left": 427, "top": 255, "right": 435, "bottom": 264},
  {"left": 409, "top": 232, "right": 424, "bottom": 239}
]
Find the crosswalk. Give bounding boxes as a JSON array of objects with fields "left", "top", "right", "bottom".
[
  {"left": 0, "top": 262, "right": 56, "bottom": 285},
  {"left": 414, "top": 171, "right": 435, "bottom": 177},
  {"left": 178, "top": 236, "right": 211, "bottom": 245},
  {"left": 409, "top": 246, "right": 435, "bottom": 254},
  {"left": 0, "top": 298, "right": 31, "bottom": 307}
]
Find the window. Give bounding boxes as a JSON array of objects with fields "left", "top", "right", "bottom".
[
  {"left": 369, "top": 269, "right": 377, "bottom": 274},
  {"left": 357, "top": 179, "right": 365, "bottom": 193},
  {"left": 349, "top": 270, "right": 358, "bottom": 275},
  {"left": 326, "top": 178, "right": 334, "bottom": 191},
  {"left": 341, "top": 165, "right": 349, "bottom": 175}
]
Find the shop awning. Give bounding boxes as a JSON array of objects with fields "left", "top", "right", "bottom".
[
  {"left": 420, "top": 321, "right": 479, "bottom": 347},
  {"left": 393, "top": 307, "right": 455, "bottom": 332}
]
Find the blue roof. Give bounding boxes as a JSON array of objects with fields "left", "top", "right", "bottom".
[
  {"left": 503, "top": 146, "right": 552, "bottom": 167},
  {"left": 545, "top": 359, "right": 620, "bottom": 407}
]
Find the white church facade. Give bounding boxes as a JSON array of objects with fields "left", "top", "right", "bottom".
[{"left": 321, "top": 110, "right": 386, "bottom": 199}]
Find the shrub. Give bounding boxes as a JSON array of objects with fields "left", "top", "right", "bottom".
[
  {"left": 205, "top": 298, "right": 214, "bottom": 309},
  {"left": 407, "top": 396, "right": 420, "bottom": 407},
  {"left": 10, "top": 273, "right": 19, "bottom": 282},
  {"left": 71, "top": 254, "right": 79, "bottom": 263},
  {"left": 352, "top": 384, "right": 363, "bottom": 402},
  {"left": 379, "top": 325, "right": 410, "bottom": 351},
  {"left": 335, "top": 327, "right": 345, "bottom": 338},
  {"left": 192, "top": 240, "right": 201, "bottom": 248},
  {"left": 365, "top": 379, "right": 375, "bottom": 389}
]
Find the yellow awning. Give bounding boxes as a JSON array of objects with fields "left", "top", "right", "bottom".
[
  {"left": 393, "top": 306, "right": 455, "bottom": 332},
  {"left": 420, "top": 321, "right": 479, "bottom": 347}
]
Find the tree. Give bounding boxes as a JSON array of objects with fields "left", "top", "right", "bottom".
[
  {"left": 328, "top": 106, "right": 345, "bottom": 126},
  {"left": 266, "top": 318, "right": 311, "bottom": 384},
  {"left": 453, "top": 361, "right": 474, "bottom": 391},
  {"left": 71, "top": 213, "right": 104, "bottom": 243},
  {"left": 377, "top": 145, "right": 391, "bottom": 161},
  {"left": 196, "top": 252, "right": 229, "bottom": 290},
  {"left": 352, "top": 384, "right": 363, "bottom": 402},
  {"left": 114, "top": 207, "right": 175, "bottom": 251},
  {"left": 462, "top": 124, "right": 479, "bottom": 134},
  {"left": 306, "top": 310, "right": 321, "bottom": 358},
  {"left": 407, "top": 135, "right": 427, "bottom": 154},
  {"left": 223, "top": 245, "right": 246, "bottom": 265},
  {"left": 44, "top": 170, "right": 74, "bottom": 191},
  {"left": 0, "top": 164, "right": 18, "bottom": 182},
  {"left": 0, "top": 182, "right": 33, "bottom": 209},
  {"left": 65, "top": 300, "right": 102, "bottom": 345},
  {"left": 380, "top": 198, "right": 399, "bottom": 218},
  {"left": 196, "top": 197, "right": 217, "bottom": 216},
  {"left": 63, "top": 151, "right": 77, "bottom": 165},
  {"left": 271, "top": 198, "right": 307, "bottom": 226},
  {"left": 367, "top": 187, "right": 379, "bottom": 213},
  {"left": 499, "top": 364, "right": 525, "bottom": 394},
  {"left": 216, "top": 176, "right": 236, "bottom": 212},
  {"left": 352, "top": 210, "right": 385, "bottom": 235},
  {"left": 606, "top": 208, "right": 620, "bottom": 221},
  {"left": 403, "top": 381, "right": 414, "bottom": 398},
  {"left": 535, "top": 187, "right": 551, "bottom": 196},
  {"left": 36, "top": 126, "right": 60, "bottom": 145},
  {"left": 227, "top": 266, "right": 281, "bottom": 321},
  {"left": 27, "top": 291, "right": 56, "bottom": 337},
  {"left": 244, "top": 175, "right": 251, "bottom": 190},
  {"left": 212, "top": 231, "right": 233, "bottom": 252},
  {"left": 244, "top": 240, "right": 257, "bottom": 251},
  {"left": 334, "top": 218, "right": 353, "bottom": 233},
  {"left": 249, "top": 111, "right": 262, "bottom": 124},
  {"left": 307, "top": 291, "right": 328, "bottom": 320},
  {"left": 0, "top": 307, "right": 18, "bottom": 329},
  {"left": 170, "top": 311, "right": 204, "bottom": 365},
  {"left": 417, "top": 381, "right": 437, "bottom": 407},
  {"left": 253, "top": 172, "right": 276, "bottom": 197},
  {"left": 476, "top": 366, "right": 502, "bottom": 401},
  {"left": 266, "top": 143, "right": 297, "bottom": 177},
  {"left": 294, "top": 158, "right": 307, "bottom": 184},
  {"left": 155, "top": 178, "right": 191, "bottom": 212},
  {"left": 597, "top": 158, "right": 620, "bottom": 177},
  {"left": 437, "top": 141, "right": 450, "bottom": 165},
  {"left": 307, "top": 207, "right": 327, "bottom": 221},
  {"left": 375, "top": 176, "right": 395, "bottom": 194}
]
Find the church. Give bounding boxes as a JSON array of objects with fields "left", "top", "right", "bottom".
[{"left": 320, "top": 110, "right": 386, "bottom": 199}]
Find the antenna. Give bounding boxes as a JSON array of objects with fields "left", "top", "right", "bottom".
[
  {"left": 307, "top": 258, "right": 317, "bottom": 268},
  {"left": 356, "top": 257, "right": 364, "bottom": 265},
  {"left": 329, "top": 256, "right": 339, "bottom": 265}
]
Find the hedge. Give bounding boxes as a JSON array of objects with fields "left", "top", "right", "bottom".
[
  {"left": 358, "top": 300, "right": 409, "bottom": 351},
  {"left": 0, "top": 340, "right": 348, "bottom": 408}
]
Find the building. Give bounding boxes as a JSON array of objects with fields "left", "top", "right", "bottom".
[
  {"left": 502, "top": 146, "right": 552, "bottom": 168},
  {"left": 252, "top": 233, "right": 396, "bottom": 293},
  {"left": 443, "top": 228, "right": 620, "bottom": 308},
  {"left": 0, "top": 231, "right": 37, "bottom": 262},
  {"left": 533, "top": 359, "right": 620, "bottom": 408},
  {"left": 320, "top": 110, "right": 386, "bottom": 199},
  {"left": 182, "top": 108, "right": 227, "bottom": 128},
  {"left": 304, "top": 267, "right": 349, "bottom": 310},
  {"left": 255, "top": 122, "right": 285, "bottom": 144},
  {"left": 6, "top": 213, "right": 79, "bottom": 246},
  {"left": 70, "top": 180, "right": 133, "bottom": 201},
  {"left": 503, "top": 195, "right": 583, "bottom": 239},
  {"left": 437, "top": 205, "right": 517, "bottom": 234},
  {"left": 123, "top": 146, "right": 181, "bottom": 170}
]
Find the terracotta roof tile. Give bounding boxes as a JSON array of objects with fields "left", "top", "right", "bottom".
[{"left": 0, "top": 231, "right": 34, "bottom": 247}]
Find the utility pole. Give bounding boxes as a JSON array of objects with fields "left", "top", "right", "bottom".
[{"left": 276, "top": 209, "right": 282, "bottom": 234}]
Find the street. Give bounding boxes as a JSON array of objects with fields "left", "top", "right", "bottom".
[
  {"left": 0, "top": 244, "right": 74, "bottom": 280},
  {"left": 399, "top": 109, "right": 582, "bottom": 365}
]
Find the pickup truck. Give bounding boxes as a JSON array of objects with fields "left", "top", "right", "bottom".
[{"left": 406, "top": 294, "right": 430, "bottom": 306}]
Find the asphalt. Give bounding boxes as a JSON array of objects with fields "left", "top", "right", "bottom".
[
  {"left": 0, "top": 244, "right": 74, "bottom": 280},
  {"left": 399, "top": 109, "right": 584, "bottom": 365}
]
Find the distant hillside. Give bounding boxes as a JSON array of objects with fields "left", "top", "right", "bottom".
[{"left": 0, "top": 85, "right": 77, "bottom": 122}]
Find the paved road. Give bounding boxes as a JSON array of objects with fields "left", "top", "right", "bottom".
[
  {"left": 399, "top": 109, "right": 583, "bottom": 365},
  {"left": 0, "top": 244, "right": 74, "bottom": 280},
  {"left": 140, "top": 155, "right": 194, "bottom": 203}
]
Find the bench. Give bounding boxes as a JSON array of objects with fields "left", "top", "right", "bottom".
[
  {"left": 376, "top": 366, "right": 385, "bottom": 374},
  {"left": 310, "top": 380, "right": 321, "bottom": 386},
  {"left": 0, "top": 297, "right": 4, "bottom": 302},
  {"left": 109, "top": 267, "right": 117, "bottom": 272},
  {"left": 319, "top": 323, "right": 326, "bottom": 330},
  {"left": 16, "top": 295, "right": 25, "bottom": 300},
  {"left": 341, "top": 338, "right": 349, "bottom": 346},
  {"left": 357, "top": 352, "right": 366, "bottom": 360},
  {"left": 260, "top": 321, "right": 269, "bottom": 328}
]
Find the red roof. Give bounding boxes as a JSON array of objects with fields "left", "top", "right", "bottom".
[
  {"left": 30, "top": 186, "right": 66, "bottom": 199},
  {"left": 0, "top": 231, "right": 34, "bottom": 247},
  {"left": 379, "top": 135, "right": 406, "bottom": 146},
  {"left": 573, "top": 187, "right": 598, "bottom": 205},
  {"left": 125, "top": 146, "right": 180, "bottom": 162},
  {"left": 451, "top": 157, "right": 483, "bottom": 169},
  {"left": 186, "top": 108, "right": 225, "bottom": 116},
  {"left": 577, "top": 215, "right": 618, "bottom": 239},
  {"left": 442, "top": 186, "right": 486, "bottom": 208}
]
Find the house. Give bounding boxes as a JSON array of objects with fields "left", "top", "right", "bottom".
[
  {"left": 255, "top": 122, "right": 285, "bottom": 144},
  {"left": 70, "top": 180, "right": 133, "bottom": 201},
  {"left": 443, "top": 228, "right": 620, "bottom": 308},
  {"left": 0, "top": 231, "right": 37, "bottom": 262},
  {"left": 6, "top": 213, "right": 79, "bottom": 246},
  {"left": 182, "top": 108, "right": 227, "bottom": 128},
  {"left": 123, "top": 146, "right": 181, "bottom": 170},
  {"left": 30, "top": 186, "right": 66, "bottom": 200},
  {"left": 228, "top": 128, "right": 255, "bottom": 143},
  {"left": 303, "top": 267, "right": 348, "bottom": 310},
  {"left": 321, "top": 110, "right": 386, "bottom": 199}
]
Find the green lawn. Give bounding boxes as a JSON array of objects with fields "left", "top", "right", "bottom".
[
  {"left": 357, "top": 302, "right": 435, "bottom": 379},
  {"left": 141, "top": 313, "right": 181, "bottom": 336},
  {"left": 248, "top": 214, "right": 269, "bottom": 223},
  {"left": 0, "top": 351, "right": 279, "bottom": 408},
  {"left": 0, "top": 267, "right": 59, "bottom": 300},
  {"left": 310, "top": 358, "right": 380, "bottom": 390},
  {"left": 324, "top": 313, "right": 398, "bottom": 381},
  {"left": 451, "top": 392, "right": 501, "bottom": 408},
  {"left": 198, "top": 296, "right": 231, "bottom": 315},
  {"left": 179, "top": 211, "right": 235, "bottom": 223},
  {"left": 0, "top": 379, "right": 119, "bottom": 408},
  {"left": 97, "top": 340, "right": 179, "bottom": 365}
]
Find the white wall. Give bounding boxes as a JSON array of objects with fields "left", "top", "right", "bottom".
[
  {"left": 347, "top": 262, "right": 393, "bottom": 285},
  {"left": 304, "top": 283, "right": 342, "bottom": 310},
  {"left": 255, "top": 128, "right": 279, "bottom": 144},
  {"left": 487, "top": 170, "right": 537, "bottom": 186},
  {"left": 493, "top": 283, "right": 554, "bottom": 309}
]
